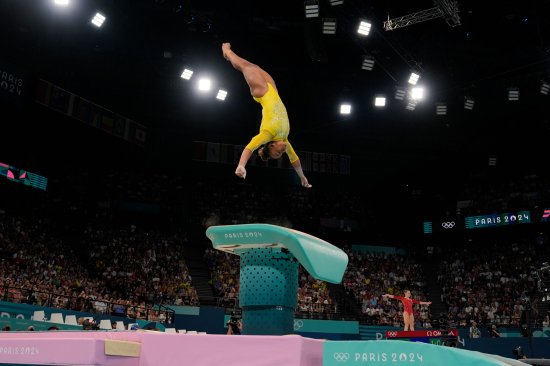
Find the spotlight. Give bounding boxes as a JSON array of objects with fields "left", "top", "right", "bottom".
[
  {"left": 216, "top": 90, "right": 228, "bottom": 101},
  {"left": 361, "top": 55, "right": 375, "bottom": 71},
  {"left": 322, "top": 18, "right": 337, "bottom": 34},
  {"left": 198, "top": 78, "right": 211, "bottom": 92},
  {"left": 180, "top": 69, "right": 194, "bottom": 80},
  {"left": 540, "top": 81, "right": 550, "bottom": 95},
  {"left": 464, "top": 97, "right": 475, "bottom": 110},
  {"left": 411, "top": 87, "right": 424, "bottom": 100},
  {"left": 53, "top": 0, "right": 69, "bottom": 6},
  {"left": 408, "top": 72, "right": 420, "bottom": 85},
  {"left": 508, "top": 87, "right": 519, "bottom": 101},
  {"left": 436, "top": 103, "right": 447, "bottom": 115},
  {"left": 330, "top": 0, "right": 343, "bottom": 5},
  {"left": 394, "top": 87, "right": 406, "bottom": 101},
  {"left": 305, "top": 0, "right": 319, "bottom": 18},
  {"left": 374, "top": 96, "right": 386, "bottom": 107},
  {"left": 91, "top": 13, "right": 106, "bottom": 28},
  {"left": 340, "top": 103, "right": 351, "bottom": 115},
  {"left": 357, "top": 21, "right": 371, "bottom": 36}
]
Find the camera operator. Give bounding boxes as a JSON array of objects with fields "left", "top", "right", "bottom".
[{"left": 226, "top": 315, "right": 243, "bottom": 335}]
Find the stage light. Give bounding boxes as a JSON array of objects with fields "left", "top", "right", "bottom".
[
  {"left": 340, "top": 103, "right": 351, "bottom": 114},
  {"left": 198, "top": 78, "right": 211, "bottom": 92},
  {"left": 408, "top": 72, "right": 420, "bottom": 85},
  {"left": 91, "top": 13, "right": 106, "bottom": 27},
  {"left": 53, "top": 0, "right": 69, "bottom": 6},
  {"left": 464, "top": 97, "right": 475, "bottom": 110},
  {"left": 322, "top": 19, "right": 337, "bottom": 34},
  {"left": 411, "top": 87, "right": 424, "bottom": 100},
  {"left": 180, "top": 69, "right": 194, "bottom": 80},
  {"left": 357, "top": 21, "right": 371, "bottom": 36},
  {"left": 305, "top": 0, "right": 319, "bottom": 18},
  {"left": 540, "top": 81, "right": 550, "bottom": 95},
  {"left": 406, "top": 100, "right": 417, "bottom": 111},
  {"left": 436, "top": 103, "right": 447, "bottom": 115},
  {"left": 394, "top": 87, "right": 407, "bottom": 100},
  {"left": 374, "top": 97, "right": 386, "bottom": 107},
  {"left": 361, "top": 55, "right": 375, "bottom": 71},
  {"left": 507, "top": 87, "right": 519, "bottom": 101},
  {"left": 330, "top": 0, "right": 343, "bottom": 5},
  {"left": 216, "top": 90, "right": 228, "bottom": 101}
]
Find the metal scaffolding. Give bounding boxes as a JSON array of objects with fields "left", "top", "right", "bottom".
[{"left": 384, "top": 0, "right": 461, "bottom": 31}]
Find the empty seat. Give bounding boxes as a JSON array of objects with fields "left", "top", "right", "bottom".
[
  {"left": 65, "top": 315, "right": 78, "bottom": 326},
  {"left": 49, "top": 313, "right": 64, "bottom": 324},
  {"left": 164, "top": 328, "right": 177, "bottom": 333},
  {"left": 99, "top": 319, "right": 113, "bottom": 330},
  {"left": 116, "top": 321, "right": 125, "bottom": 330},
  {"left": 33, "top": 310, "right": 46, "bottom": 322}
]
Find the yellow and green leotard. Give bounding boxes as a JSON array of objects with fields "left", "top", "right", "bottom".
[{"left": 245, "top": 83, "right": 299, "bottom": 163}]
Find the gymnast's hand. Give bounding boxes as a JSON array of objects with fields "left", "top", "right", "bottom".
[
  {"left": 301, "top": 176, "right": 312, "bottom": 188},
  {"left": 235, "top": 165, "right": 247, "bottom": 179}
]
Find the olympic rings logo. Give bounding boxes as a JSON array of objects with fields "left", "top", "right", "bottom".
[
  {"left": 387, "top": 331, "right": 397, "bottom": 337},
  {"left": 333, "top": 353, "right": 350, "bottom": 362},
  {"left": 441, "top": 221, "right": 455, "bottom": 229},
  {"left": 293, "top": 320, "right": 304, "bottom": 331}
]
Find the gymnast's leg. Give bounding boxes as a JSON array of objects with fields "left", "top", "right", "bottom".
[{"left": 222, "top": 43, "right": 275, "bottom": 98}]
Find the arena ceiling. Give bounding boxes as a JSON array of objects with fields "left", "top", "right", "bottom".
[{"left": 2, "top": 0, "right": 550, "bottom": 181}]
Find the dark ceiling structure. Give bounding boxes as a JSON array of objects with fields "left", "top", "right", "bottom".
[{"left": 2, "top": 0, "right": 550, "bottom": 184}]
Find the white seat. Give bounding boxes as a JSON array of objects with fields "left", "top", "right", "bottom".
[
  {"left": 127, "top": 323, "right": 138, "bottom": 330},
  {"left": 116, "top": 321, "right": 125, "bottom": 330},
  {"left": 49, "top": 313, "right": 64, "bottom": 324},
  {"left": 198, "top": 332, "right": 207, "bottom": 334},
  {"left": 179, "top": 329, "right": 187, "bottom": 334},
  {"left": 65, "top": 315, "right": 78, "bottom": 326},
  {"left": 164, "top": 328, "right": 177, "bottom": 333},
  {"left": 33, "top": 310, "right": 46, "bottom": 322},
  {"left": 187, "top": 330, "right": 198, "bottom": 334},
  {"left": 99, "top": 319, "right": 112, "bottom": 330}
]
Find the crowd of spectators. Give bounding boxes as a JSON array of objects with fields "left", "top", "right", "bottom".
[
  {"left": 455, "top": 173, "right": 550, "bottom": 216},
  {"left": 343, "top": 250, "right": 432, "bottom": 327},
  {"left": 0, "top": 211, "right": 197, "bottom": 321},
  {"left": 437, "top": 238, "right": 549, "bottom": 328},
  {"left": 2, "top": 166, "right": 550, "bottom": 329}
]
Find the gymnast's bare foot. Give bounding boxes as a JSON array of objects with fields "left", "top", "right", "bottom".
[{"left": 222, "top": 43, "right": 232, "bottom": 60}]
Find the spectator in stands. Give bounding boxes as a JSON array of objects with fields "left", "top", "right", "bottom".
[
  {"left": 469, "top": 321, "right": 481, "bottom": 338},
  {"left": 490, "top": 324, "right": 501, "bottom": 338}
]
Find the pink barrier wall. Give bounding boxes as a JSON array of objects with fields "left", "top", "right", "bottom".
[{"left": 0, "top": 331, "right": 324, "bottom": 366}]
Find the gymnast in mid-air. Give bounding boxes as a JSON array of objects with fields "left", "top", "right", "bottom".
[{"left": 222, "top": 43, "right": 312, "bottom": 188}]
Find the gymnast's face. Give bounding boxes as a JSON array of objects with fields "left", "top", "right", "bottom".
[
  {"left": 268, "top": 141, "right": 287, "bottom": 159},
  {"left": 405, "top": 290, "right": 411, "bottom": 298}
]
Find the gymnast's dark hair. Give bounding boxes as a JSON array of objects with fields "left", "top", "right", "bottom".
[{"left": 257, "top": 143, "right": 273, "bottom": 162}]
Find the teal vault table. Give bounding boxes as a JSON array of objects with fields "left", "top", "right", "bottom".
[{"left": 206, "top": 224, "right": 349, "bottom": 335}]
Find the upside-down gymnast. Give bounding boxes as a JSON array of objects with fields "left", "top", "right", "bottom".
[
  {"left": 222, "top": 43, "right": 312, "bottom": 188},
  {"left": 383, "top": 290, "right": 432, "bottom": 331}
]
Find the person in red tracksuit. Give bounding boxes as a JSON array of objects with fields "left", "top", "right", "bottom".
[{"left": 383, "top": 290, "right": 432, "bottom": 331}]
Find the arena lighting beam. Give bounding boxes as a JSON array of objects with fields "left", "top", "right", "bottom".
[
  {"left": 340, "top": 103, "right": 351, "bottom": 114},
  {"left": 384, "top": 0, "right": 460, "bottom": 31},
  {"left": 206, "top": 224, "right": 348, "bottom": 335}
]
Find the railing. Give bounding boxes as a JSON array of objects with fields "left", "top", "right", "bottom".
[{"left": 1, "top": 284, "right": 174, "bottom": 325}]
